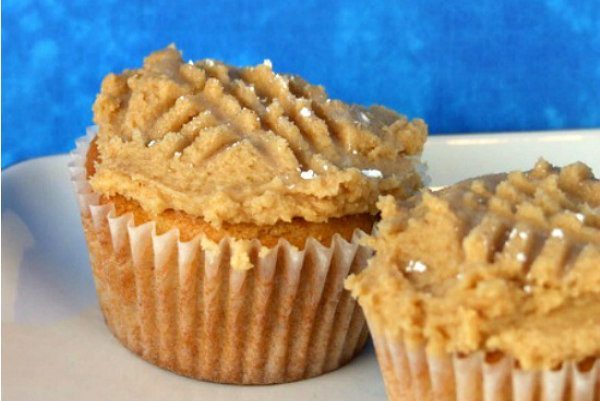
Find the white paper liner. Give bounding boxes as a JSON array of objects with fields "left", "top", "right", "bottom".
[
  {"left": 371, "top": 331, "right": 599, "bottom": 401},
  {"left": 70, "top": 128, "right": 370, "bottom": 384}
]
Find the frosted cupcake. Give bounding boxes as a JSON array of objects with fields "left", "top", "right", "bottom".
[
  {"left": 70, "top": 46, "right": 428, "bottom": 384},
  {"left": 347, "top": 160, "right": 599, "bottom": 400}
]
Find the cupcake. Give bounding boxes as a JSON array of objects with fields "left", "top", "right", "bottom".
[
  {"left": 346, "top": 160, "right": 600, "bottom": 400},
  {"left": 70, "top": 46, "right": 428, "bottom": 384}
]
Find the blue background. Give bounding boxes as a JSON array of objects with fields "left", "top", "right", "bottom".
[{"left": 3, "top": 0, "right": 600, "bottom": 167}]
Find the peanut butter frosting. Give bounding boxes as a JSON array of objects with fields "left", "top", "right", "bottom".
[
  {"left": 346, "top": 160, "right": 600, "bottom": 370},
  {"left": 90, "top": 46, "right": 427, "bottom": 227}
]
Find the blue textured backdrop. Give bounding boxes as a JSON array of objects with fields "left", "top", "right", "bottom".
[{"left": 3, "top": 0, "right": 600, "bottom": 167}]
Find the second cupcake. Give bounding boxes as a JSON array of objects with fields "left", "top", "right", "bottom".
[
  {"left": 347, "top": 160, "right": 600, "bottom": 401},
  {"left": 71, "top": 46, "right": 428, "bottom": 384}
]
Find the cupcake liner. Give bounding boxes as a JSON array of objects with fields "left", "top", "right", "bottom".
[
  {"left": 370, "top": 330, "right": 599, "bottom": 401},
  {"left": 69, "top": 128, "right": 370, "bottom": 384}
]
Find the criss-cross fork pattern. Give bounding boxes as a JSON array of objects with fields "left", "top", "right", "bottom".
[
  {"left": 97, "top": 47, "right": 423, "bottom": 174},
  {"left": 454, "top": 160, "right": 600, "bottom": 286}
]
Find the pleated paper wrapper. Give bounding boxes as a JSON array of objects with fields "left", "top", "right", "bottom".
[
  {"left": 69, "top": 128, "right": 370, "bottom": 384},
  {"left": 370, "top": 328, "right": 599, "bottom": 401}
]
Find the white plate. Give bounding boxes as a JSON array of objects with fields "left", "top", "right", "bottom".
[{"left": 3, "top": 130, "right": 599, "bottom": 401}]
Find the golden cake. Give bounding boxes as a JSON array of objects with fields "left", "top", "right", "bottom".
[
  {"left": 346, "top": 160, "right": 600, "bottom": 401},
  {"left": 71, "top": 45, "right": 428, "bottom": 384}
]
